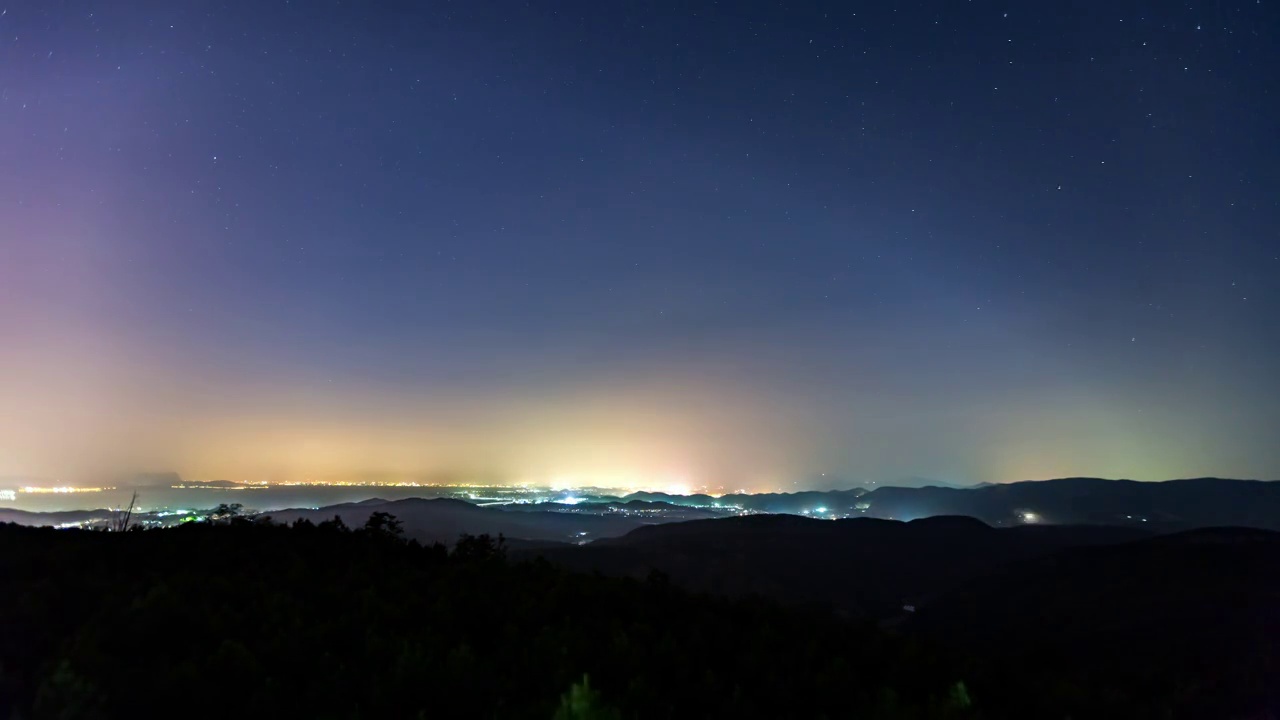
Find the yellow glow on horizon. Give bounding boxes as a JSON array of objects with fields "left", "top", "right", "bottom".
[{"left": 4, "top": 331, "right": 1269, "bottom": 487}]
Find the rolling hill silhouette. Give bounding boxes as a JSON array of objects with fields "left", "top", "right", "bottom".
[
  {"left": 910, "top": 527, "right": 1280, "bottom": 718},
  {"left": 531, "top": 514, "right": 1151, "bottom": 617},
  {"left": 857, "top": 477, "right": 1280, "bottom": 530},
  {"left": 268, "top": 497, "right": 646, "bottom": 546}
]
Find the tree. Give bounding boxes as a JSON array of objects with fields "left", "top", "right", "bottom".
[
  {"left": 553, "top": 675, "right": 620, "bottom": 720},
  {"left": 362, "top": 511, "right": 403, "bottom": 539},
  {"left": 109, "top": 492, "right": 138, "bottom": 532},
  {"left": 33, "top": 660, "right": 106, "bottom": 720},
  {"left": 948, "top": 681, "right": 972, "bottom": 710},
  {"left": 452, "top": 533, "right": 506, "bottom": 563},
  {"left": 318, "top": 514, "right": 349, "bottom": 533}
]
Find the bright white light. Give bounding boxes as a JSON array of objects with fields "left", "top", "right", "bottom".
[
  {"left": 1020, "top": 511, "right": 1040, "bottom": 524},
  {"left": 559, "top": 496, "right": 585, "bottom": 505},
  {"left": 815, "top": 506, "right": 828, "bottom": 513}
]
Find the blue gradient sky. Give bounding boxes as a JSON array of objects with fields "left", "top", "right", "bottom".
[{"left": 2, "top": 0, "right": 1277, "bottom": 487}]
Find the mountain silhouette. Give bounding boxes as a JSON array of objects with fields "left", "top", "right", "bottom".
[
  {"left": 269, "top": 497, "right": 647, "bottom": 546},
  {"left": 857, "top": 477, "right": 1280, "bottom": 530},
  {"left": 531, "top": 514, "right": 1151, "bottom": 618}
]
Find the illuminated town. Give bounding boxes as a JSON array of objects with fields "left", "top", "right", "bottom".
[{"left": 0, "top": 475, "right": 1072, "bottom": 539}]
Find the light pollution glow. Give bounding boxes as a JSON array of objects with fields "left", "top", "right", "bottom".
[
  {"left": 1, "top": 310, "right": 1271, "bottom": 488},
  {"left": 1, "top": 231, "right": 1274, "bottom": 489},
  {"left": 2, "top": 245, "right": 1274, "bottom": 488},
  {"left": 3, "top": 9, "right": 1277, "bottom": 489}
]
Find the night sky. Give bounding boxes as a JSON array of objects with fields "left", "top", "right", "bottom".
[{"left": 2, "top": 0, "right": 1277, "bottom": 488}]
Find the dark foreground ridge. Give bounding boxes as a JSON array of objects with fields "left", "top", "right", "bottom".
[
  {"left": 0, "top": 520, "right": 971, "bottom": 720},
  {"left": 913, "top": 525, "right": 1280, "bottom": 719},
  {"left": 3, "top": 517, "right": 1278, "bottom": 719}
]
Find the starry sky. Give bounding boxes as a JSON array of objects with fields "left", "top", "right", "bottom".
[{"left": 1, "top": 0, "right": 1277, "bottom": 488}]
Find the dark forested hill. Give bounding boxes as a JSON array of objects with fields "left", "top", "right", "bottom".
[
  {"left": 534, "top": 516, "right": 1280, "bottom": 718},
  {"left": 0, "top": 520, "right": 973, "bottom": 720},
  {"left": 531, "top": 514, "right": 1152, "bottom": 618},
  {"left": 3, "top": 517, "right": 1275, "bottom": 719},
  {"left": 910, "top": 527, "right": 1280, "bottom": 719}
]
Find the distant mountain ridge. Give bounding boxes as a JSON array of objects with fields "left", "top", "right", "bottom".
[
  {"left": 857, "top": 476, "right": 1280, "bottom": 530},
  {"left": 8, "top": 476, "right": 1278, "bottom": 547},
  {"left": 267, "top": 496, "right": 649, "bottom": 546},
  {"left": 623, "top": 488, "right": 868, "bottom": 515}
]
